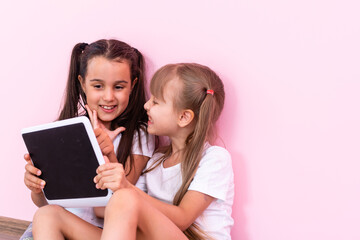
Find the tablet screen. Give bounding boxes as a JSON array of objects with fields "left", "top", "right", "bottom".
[{"left": 22, "top": 122, "right": 108, "bottom": 200}]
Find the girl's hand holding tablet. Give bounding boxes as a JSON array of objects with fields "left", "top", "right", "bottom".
[
  {"left": 24, "top": 153, "right": 48, "bottom": 207},
  {"left": 93, "top": 157, "right": 130, "bottom": 192},
  {"left": 24, "top": 153, "right": 45, "bottom": 194}
]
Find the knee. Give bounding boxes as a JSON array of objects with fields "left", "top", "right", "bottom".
[
  {"left": 33, "top": 204, "right": 64, "bottom": 223},
  {"left": 105, "top": 188, "right": 140, "bottom": 215}
]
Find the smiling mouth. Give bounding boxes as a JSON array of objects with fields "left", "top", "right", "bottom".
[
  {"left": 100, "top": 105, "right": 117, "bottom": 110},
  {"left": 147, "top": 115, "right": 153, "bottom": 124}
]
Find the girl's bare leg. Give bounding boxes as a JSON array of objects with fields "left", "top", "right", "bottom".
[
  {"left": 32, "top": 204, "right": 102, "bottom": 240},
  {"left": 101, "top": 188, "right": 188, "bottom": 240}
]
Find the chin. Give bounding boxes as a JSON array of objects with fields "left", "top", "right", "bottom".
[
  {"left": 98, "top": 117, "right": 115, "bottom": 124},
  {"left": 147, "top": 128, "right": 157, "bottom": 135}
]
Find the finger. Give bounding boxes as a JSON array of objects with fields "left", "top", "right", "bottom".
[
  {"left": 85, "top": 105, "right": 94, "bottom": 126},
  {"left": 112, "top": 126, "right": 126, "bottom": 137},
  {"left": 26, "top": 183, "right": 43, "bottom": 194},
  {"left": 27, "top": 182, "right": 44, "bottom": 192},
  {"left": 94, "top": 165, "right": 124, "bottom": 184},
  {"left": 26, "top": 178, "right": 45, "bottom": 190},
  {"left": 24, "top": 153, "right": 31, "bottom": 162},
  {"left": 99, "top": 143, "right": 114, "bottom": 154},
  {"left": 29, "top": 187, "right": 42, "bottom": 194},
  {"left": 94, "top": 128, "right": 105, "bottom": 139},
  {"left": 95, "top": 167, "right": 122, "bottom": 181},
  {"left": 103, "top": 156, "right": 110, "bottom": 164},
  {"left": 95, "top": 172, "right": 123, "bottom": 190},
  {"left": 25, "top": 172, "right": 46, "bottom": 189},
  {"left": 92, "top": 110, "right": 100, "bottom": 129},
  {"left": 96, "top": 177, "right": 120, "bottom": 190},
  {"left": 96, "top": 162, "right": 120, "bottom": 174},
  {"left": 25, "top": 163, "right": 41, "bottom": 176},
  {"left": 24, "top": 153, "right": 30, "bottom": 160}
]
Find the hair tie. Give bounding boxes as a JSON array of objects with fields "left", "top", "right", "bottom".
[
  {"left": 80, "top": 43, "right": 88, "bottom": 53},
  {"left": 206, "top": 89, "right": 214, "bottom": 95}
]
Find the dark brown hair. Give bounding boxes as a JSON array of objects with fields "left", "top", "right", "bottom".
[
  {"left": 149, "top": 63, "right": 225, "bottom": 240},
  {"left": 58, "top": 39, "right": 148, "bottom": 171}
]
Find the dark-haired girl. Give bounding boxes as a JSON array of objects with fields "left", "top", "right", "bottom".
[{"left": 23, "top": 39, "right": 155, "bottom": 235}]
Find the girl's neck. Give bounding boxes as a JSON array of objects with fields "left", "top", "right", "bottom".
[
  {"left": 163, "top": 135, "right": 186, "bottom": 168},
  {"left": 170, "top": 137, "right": 185, "bottom": 153},
  {"left": 164, "top": 124, "right": 195, "bottom": 167},
  {"left": 163, "top": 149, "right": 182, "bottom": 168}
]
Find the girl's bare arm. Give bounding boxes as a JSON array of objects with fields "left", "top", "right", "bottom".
[{"left": 93, "top": 154, "right": 150, "bottom": 218}]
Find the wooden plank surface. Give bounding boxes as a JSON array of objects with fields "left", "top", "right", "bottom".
[{"left": 0, "top": 216, "right": 30, "bottom": 240}]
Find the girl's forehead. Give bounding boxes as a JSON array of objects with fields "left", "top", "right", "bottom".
[
  {"left": 87, "top": 56, "right": 129, "bottom": 70},
  {"left": 161, "top": 78, "right": 182, "bottom": 102},
  {"left": 87, "top": 56, "right": 129, "bottom": 68},
  {"left": 84, "top": 56, "right": 132, "bottom": 81},
  {"left": 165, "top": 77, "right": 181, "bottom": 91}
]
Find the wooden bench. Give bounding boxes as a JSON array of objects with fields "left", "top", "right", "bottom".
[{"left": 0, "top": 216, "right": 30, "bottom": 240}]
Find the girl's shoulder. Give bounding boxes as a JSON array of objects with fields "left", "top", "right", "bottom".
[
  {"left": 143, "top": 151, "right": 165, "bottom": 171},
  {"left": 112, "top": 126, "right": 155, "bottom": 157},
  {"left": 202, "top": 144, "right": 232, "bottom": 164},
  {"left": 197, "top": 144, "right": 233, "bottom": 175},
  {"left": 189, "top": 145, "right": 234, "bottom": 202},
  {"left": 147, "top": 151, "right": 164, "bottom": 163}
]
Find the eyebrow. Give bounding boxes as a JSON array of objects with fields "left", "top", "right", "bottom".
[{"left": 89, "top": 79, "right": 129, "bottom": 84}]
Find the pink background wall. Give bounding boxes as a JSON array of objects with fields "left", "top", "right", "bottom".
[{"left": 1, "top": 0, "right": 360, "bottom": 239}]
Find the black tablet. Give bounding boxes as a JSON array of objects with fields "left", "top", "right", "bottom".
[{"left": 21, "top": 116, "right": 112, "bottom": 207}]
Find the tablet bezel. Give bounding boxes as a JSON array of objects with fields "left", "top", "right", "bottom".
[{"left": 21, "top": 116, "right": 112, "bottom": 207}]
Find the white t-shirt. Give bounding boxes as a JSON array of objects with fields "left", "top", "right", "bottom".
[
  {"left": 67, "top": 128, "right": 155, "bottom": 227},
  {"left": 136, "top": 145, "right": 234, "bottom": 239},
  {"left": 113, "top": 128, "right": 155, "bottom": 157}
]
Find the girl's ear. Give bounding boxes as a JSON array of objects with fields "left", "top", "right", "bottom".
[
  {"left": 178, "top": 109, "right": 195, "bottom": 128},
  {"left": 131, "top": 78, "right": 138, "bottom": 90},
  {"left": 78, "top": 75, "right": 85, "bottom": 91}
]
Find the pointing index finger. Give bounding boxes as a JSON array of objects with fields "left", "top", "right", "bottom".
[
  {"left": 92, "top": 110, "right": 99, "bottom": 129},
  {"left": 85, "top": 105, "right": 100, "bottom": 129},
  {"left": 85, "top": 105, "right": 94, "bottom": 126}
]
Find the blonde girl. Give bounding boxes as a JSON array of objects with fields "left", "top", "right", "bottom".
[{"left": 98, "top": 63, "right": 234, "bottom": 239}]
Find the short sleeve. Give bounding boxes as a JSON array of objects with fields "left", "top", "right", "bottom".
[
  {"left": 188, "top": 146, "right": 234, "bottom": 201},
  {"left": 135, "top": 174, "right": 147, "bottom": 192},
  {"left": 131, "top": 128, "right": 155, "bottom": 157},
  {"left": 113, "top": 128, "right": 155, "bottom": 157}
]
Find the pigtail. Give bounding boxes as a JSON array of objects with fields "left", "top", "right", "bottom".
[
  {"left": 174, "top": 94, "right": 214, "bottom": 204},
  {"left": 58, "top": 43, "right": 88, "bottom": 120},
  {"left": 174, "top": 91, "right": 215, "bottom": 240}
]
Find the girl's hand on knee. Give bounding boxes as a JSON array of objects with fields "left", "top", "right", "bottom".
[
  {"left": 93, "top": 162, "right": 130, "bottom": 192},
  {"left": 86, "top": 105, "right": 125, "bottom": 141},
  {"left": 24, "top": 153, "right": 45, "bottom": 194}
]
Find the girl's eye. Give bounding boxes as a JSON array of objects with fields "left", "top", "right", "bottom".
[
  {"left": 152, "top": 100, "right": 158, "bottom": 105},
  {"left": 93, "top": 84, "right": 102, "bottom": 89},
  {"left": 115, "top": 85, "right": 124, "bottom": 90}
]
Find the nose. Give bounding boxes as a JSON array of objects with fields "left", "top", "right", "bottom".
[
  {"left": 103, "top": 88, "right": 115, "bottom": 102},
  {"left": 144, "top": 99, "right": 150, "bottom": 111}
]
